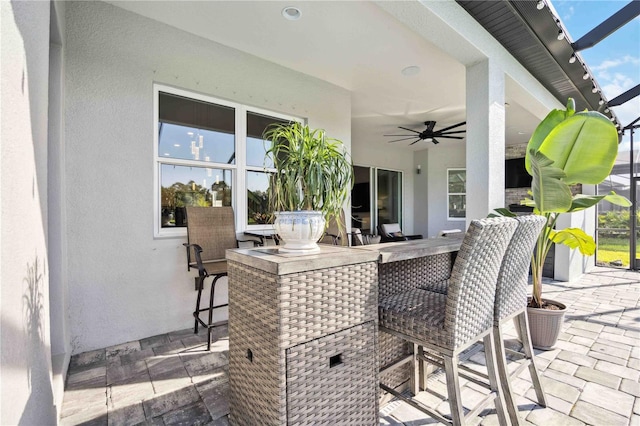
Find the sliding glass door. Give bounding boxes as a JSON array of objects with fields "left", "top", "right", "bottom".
[{"left": 351, "top": 166, "right": 402, "bottom": 235}]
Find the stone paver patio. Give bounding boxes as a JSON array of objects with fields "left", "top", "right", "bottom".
[{"left": 60, "top": 266, "right": 640, "bottom": 425}]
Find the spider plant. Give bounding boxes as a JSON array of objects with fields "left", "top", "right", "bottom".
[{"left": 263, "top": 122, "right": 353, "bottom": 227}]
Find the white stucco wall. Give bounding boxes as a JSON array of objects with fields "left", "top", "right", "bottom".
[
  {"left": 1, "top": 1, "right": 57, "bottom": 424},
  {"left": 426, "top": 144, "right": 466, "bottom": 238},
  {"left": 64, "top": 1, "right": 351, "bottom": 353}
]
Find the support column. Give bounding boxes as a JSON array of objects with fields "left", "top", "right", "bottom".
[{"left": 465, "top": 59, "right": 505, "bottom": 227}]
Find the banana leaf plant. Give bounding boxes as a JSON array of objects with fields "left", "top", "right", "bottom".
[{"left": 493, "top": 98, "right": 630, "bottom": 309}]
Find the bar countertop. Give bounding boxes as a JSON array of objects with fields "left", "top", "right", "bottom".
[
  {"left": 355, "top": 235, "right": 464, "bottom": 263},
  {"left": 226, "top": 244, "right": 380, "bottom": 276}
]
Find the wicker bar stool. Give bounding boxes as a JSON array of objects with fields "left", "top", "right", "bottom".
[
  {"left": 492, "top": 215, "right": 547, "bottom": 424},
  {"left": 379, "top": 217, "right": 518, "bottom": 426},
  {"left": 184, "top": 206, "right": 260, "bottom": 350}
]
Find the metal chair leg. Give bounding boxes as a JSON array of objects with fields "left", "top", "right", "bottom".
[
  {"left": 515, "top": 312, "right": 546, "bottom": 407},
  {"left": 483, "top": 333, "right": 511, "bottom": 426},
  {"left": 194, "top": 275, "right": 205, "bottom": 334},
  {"left": 493, "top": 324, "right": 521, "bottom": 425},
  {"left": 444, "top": 355, "right": 465, "bottom": 426}
]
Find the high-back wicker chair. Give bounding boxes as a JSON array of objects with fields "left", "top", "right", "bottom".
[
  {"left": 379, "top": 217, "right": 518, "bottom": 426},
  {"left": 184, "top": 206, "right": 259, "bottom": 350},
  {"left": 493, "top": 215, "right": 547, "bottom": 423}
]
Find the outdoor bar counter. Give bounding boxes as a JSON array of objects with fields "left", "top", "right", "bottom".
[{"left": 226, "top": 236, "right": 462, "bottom": 425}]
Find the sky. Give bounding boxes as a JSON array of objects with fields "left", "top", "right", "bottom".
[{"left": 549, "top": 0, "right": 640, "bottom": 150}]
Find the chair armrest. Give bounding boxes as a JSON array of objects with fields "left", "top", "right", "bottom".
[
  {"left": 183, "top": 243, "right": 207, "bottom": 276},
  {"left": 406, "top": 234, "right": 423, "bottom": 240},
  {"left": 237, "top": 238, "right": 262, "bottom": 247}
]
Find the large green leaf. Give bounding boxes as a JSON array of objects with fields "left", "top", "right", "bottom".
[
  {"left": 549, "top": 228, "right": 596, "bottom": 255},
  {"left": 568, "top": 192, "right": 632, "bottom": 212},
  {"left": 537, "top": 111, "right": 618, "bottom": 185},
  {"left": 529, "top": 150, "right": 572, "bottom": 213},
  {"left": 525, "top": 98, "right": 575, "bottom": 174},
  {"left": 488, "top": 208, "right": 516, "bottom": 218}
]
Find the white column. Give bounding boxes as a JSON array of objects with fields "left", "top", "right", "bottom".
[{"left": 465, "top": 59, "right": 505, "bottom": 226}]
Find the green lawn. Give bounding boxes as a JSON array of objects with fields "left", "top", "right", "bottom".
[{"left": 597, "top": 236, "right": 630, "bottom": 267}]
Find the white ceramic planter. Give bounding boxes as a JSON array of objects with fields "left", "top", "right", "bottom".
[{"left": 274, "top": 211, "right": 325, "bottom": 253}]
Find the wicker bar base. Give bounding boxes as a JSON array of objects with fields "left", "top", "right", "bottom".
[{"left": 228, "top": 251, "right": 379, "bottom": 426}]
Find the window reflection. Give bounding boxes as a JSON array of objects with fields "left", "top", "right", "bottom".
[
  {"left": 160, "top": 164, "right": 232, "bottom": 228},
  {"left": 247, "top": 171, "right": 272, "bottom": 225}
]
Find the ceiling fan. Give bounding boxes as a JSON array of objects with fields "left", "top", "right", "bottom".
[{"left": 384, "top": 121, "right": 466, "bottom": 145}]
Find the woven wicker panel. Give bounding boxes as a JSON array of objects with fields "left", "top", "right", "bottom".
[
  {"left": 228, "top": 261, "right": 286, "bottom": 425},
  {"left": 278, "top": 262, "right": 378, "bottom": 348},
  {"left": 228, "top": 259, "right": 379, "bottom": 425},
  {"left": 444, "top": 217, "right": 517, "bottom": 349},
  {"left": 286, "top": 322, "right": 378, "bottom": 425},
  {"left": 378, "top": 253, "right": 453, "bottom": 298},
  {"left": 494, "top": 215, "right": 546, "bottom": 321},
  {"left": 378, "top": 330, "right": 412, "bottom": 390}
]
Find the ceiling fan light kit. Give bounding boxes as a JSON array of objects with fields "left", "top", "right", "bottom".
[{"left": 384, "top": 120, "right": 466, "bottom": 145}]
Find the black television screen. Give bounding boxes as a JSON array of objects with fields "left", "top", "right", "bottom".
[{"left": 505, "top": 157, "right": 532, "bottom": 188}]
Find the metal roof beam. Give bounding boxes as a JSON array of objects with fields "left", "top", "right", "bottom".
[
  {"left": 609, "top": 83, "right": 640, "bottom": 106},
  {"left": 571, "top": 1, "right": 640, "bottom": 52}
]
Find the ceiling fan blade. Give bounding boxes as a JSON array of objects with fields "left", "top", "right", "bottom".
[
  {"left": 425, "top": 121, "right": 436, "bottom": 132},
  {"left": 387, "top": 136, "right": 421, "bottom": 143},
  {"left": 384, "top": 134, "right": 415, "bottom": 137},
  {"left": 437, "top": 135, "right": 464, "bottom": 139},
  {"left": 438, "top": 130, "right": 467, "bottom": 135},
  {"left": 432, "top": 138, "right": 440, "bottom": 144},
  {"left": 436, "top": 121, "right": 466, "bottom": 133},
  {"left": 408, "top": 138, "right": 422, "bottom": 145},
  {"left": 397, "top": 126, "right": 422, "bottom": 134}
]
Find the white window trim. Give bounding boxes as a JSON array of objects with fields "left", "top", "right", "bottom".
[
  {"left": 447, "top": 168, "right": 466, "bottom": 221},
  {"left": 153, "top": 84, "right": 301, "bottom": 238}
]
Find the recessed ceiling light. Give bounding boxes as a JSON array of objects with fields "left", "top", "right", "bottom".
[
  {"left": 401, "top": 66, "right": 420, "bottom": 76},
  {"left": 282, "top": 6, "right": 302, "bottom": 21}
]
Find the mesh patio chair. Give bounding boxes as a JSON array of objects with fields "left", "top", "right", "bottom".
[
  {"left": 379, "top": 217, "right": 517, "bottom": 426},
  {"left": 378, "top": 223, "right": 423, "bottom": 243},
  {"left": 492, "top": 215, "right": 547, "bottom": 424},
  {"left": 184, "top": 206, "right": 260, "bottom": 350},
  {"left": 319, "top": 209, "right": 349, "bottom": 246}
]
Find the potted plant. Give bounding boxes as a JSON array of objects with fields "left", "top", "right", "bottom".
[
  {"left": 263, "top": 122, "right": 353, "bottom": 253},
  {"left": 494, "top": 98, "right": 630, "bottom": 349}
]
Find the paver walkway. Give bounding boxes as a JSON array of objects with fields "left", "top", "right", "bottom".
[{"left": 60, "top": 267, "right": 640, "bottom": 425}]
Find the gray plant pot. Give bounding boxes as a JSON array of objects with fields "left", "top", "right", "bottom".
[{"left": 526, "top": 299, "right": 567, "bottom": 350}]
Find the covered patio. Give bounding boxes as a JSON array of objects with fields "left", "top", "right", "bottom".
[
  {"left": 3, "top": 0, "right": 639, "bottom": 424},
  {"left": 59, "top": 267, "right": 640, "bottom": 425}
]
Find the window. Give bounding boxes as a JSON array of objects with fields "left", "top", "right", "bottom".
[
  {"left": 447, "top": 169, "right": 466, "bottom": 220},
  {"left": 154, "top": 85, "right": 298, "bottom": 237}
]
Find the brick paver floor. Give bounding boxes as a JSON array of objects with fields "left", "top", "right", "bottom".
[{"left": 60, "top": 266, "right": 639, "bottom": 425}]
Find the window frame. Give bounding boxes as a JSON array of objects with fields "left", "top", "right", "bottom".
[
  {"left": 446, "top": 168, "right": 466, "bottom": 221},
  {"left": 153, "top": 84, "right": 301, "bottom": 238}
]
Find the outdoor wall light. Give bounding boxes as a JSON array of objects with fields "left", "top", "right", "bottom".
[
  {"left": 583, "top": 71, "right": 590, "bottom": 80},
  {"left": 416, "top": 165, "right": 422, "bottom": 175},
  {"left": 592, "top": 84, "right": 598, "bottom": 94},
  {"left": 536, "top": 0, "right": 545, "bottom": 10},
  {"left": 599, "top": 99, "right": 605, "bottom": 105},
  {"left": 568, "top": 53, "right": 577, "bottom": 64},
  {"left": 605, "top": 108, "right": 610, "bottom": 113},
  {"left": 557, "top": 30, "right": 565, "bottom": 40}
]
